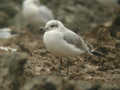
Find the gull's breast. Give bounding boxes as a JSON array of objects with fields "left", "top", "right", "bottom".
[{"left": 43, "top": 30, "right": 83, "bottom": 56}]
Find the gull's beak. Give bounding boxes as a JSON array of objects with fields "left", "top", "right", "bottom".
[
  {"left": 38, "top": 27, "right": 45, "bottom": 33},
  {"left": 39, "top": 27, "right": 44, "bottom": 31},
  {"left": 39, "top": 27, "right": 47, "bottom": 31}
]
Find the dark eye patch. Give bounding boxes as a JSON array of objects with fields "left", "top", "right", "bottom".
[{"left": 50, "top": 24, "right": 58, "bottom": 28}]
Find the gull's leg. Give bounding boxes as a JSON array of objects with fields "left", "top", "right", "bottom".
[
  {"left": 58, "top": 57, "right": 63, "bottom": 74},
  {"left": 66, "top": 58, "right": 70, "bottom": 75}
]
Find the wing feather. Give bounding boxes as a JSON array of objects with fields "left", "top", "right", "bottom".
[{"left": 63, "top": 29, "right": 90, "bottom": 52}]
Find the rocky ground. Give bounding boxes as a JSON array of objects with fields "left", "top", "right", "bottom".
[{"left": 0, "top": 0, "right": 120, "bottom": 90}]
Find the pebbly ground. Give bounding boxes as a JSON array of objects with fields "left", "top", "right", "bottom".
[{"left": 0, "top": 0, "right": 120, "bottom": 89}]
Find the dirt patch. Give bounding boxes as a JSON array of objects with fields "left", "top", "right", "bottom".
[{"left": 0, "top": 24, "right": 119, "bottom": 85}]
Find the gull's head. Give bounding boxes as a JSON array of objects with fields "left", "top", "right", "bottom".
[
  {"left": 45, "top": 20, "right": 64, "bottom": 31},
  {"left": 24, "top": 0, "right": 40, "bottom": 5}
]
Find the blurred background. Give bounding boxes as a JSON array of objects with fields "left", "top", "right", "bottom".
[{"left": 0, "top": 0, "right": 120, "bottom": 90}]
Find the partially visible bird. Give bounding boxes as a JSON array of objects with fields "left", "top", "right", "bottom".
[
  {"left": 0, "top": 28, "right": 17, "bottom": 39},
  {"left": 22, "top": 0, "right": 54, "bottom": 29},
  {"left": 43, "top": 20, "right": 103, "bottom": 75}
]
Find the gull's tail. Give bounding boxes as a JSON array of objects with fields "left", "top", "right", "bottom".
[
  {"left": 90, "top": 49, "right": 105, "bottom": 57},
  {"left": 84, "top": 41, "right": 105, "bottom": 57},
  {"left": 81, "top": 37, "right": 105, "bottom": 57}
]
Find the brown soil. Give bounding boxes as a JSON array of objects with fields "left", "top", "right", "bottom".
[{"left": 0, "top": 24, "right": 119, "bottom": 85}]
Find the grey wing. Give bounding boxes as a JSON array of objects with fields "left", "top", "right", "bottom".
[
  {"left": 63, "top": 30, "right": 90, "bottom": 52},
  {"left": 39, "top": 5, "right": 54, "bottom": 22}
]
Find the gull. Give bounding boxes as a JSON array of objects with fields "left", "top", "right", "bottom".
[
  {"left": 43, "top": 20, "right": 102, "bottom": 75},
  {"left": 22, "top": 0, "right": 54, "bottom": 29},
  {"left": 0, "top": 28, "right": 17, "bottom": 39}
]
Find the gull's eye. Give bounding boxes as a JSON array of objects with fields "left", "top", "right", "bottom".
[{"left": 50, "top": 24, "right": 58, "bottom": 28}]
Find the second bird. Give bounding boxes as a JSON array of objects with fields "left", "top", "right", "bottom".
[{"left": 22, "top": 0, "right": 54, "bottom": 29}]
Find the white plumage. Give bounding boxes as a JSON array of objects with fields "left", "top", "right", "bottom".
[
  {"left": 43, "top": 20, "right": 103, "bottom": 75},
  {"left": 43, "top": 20, "right": 91, "bottom": 57},
  {"left": 22, "top": 0, "right": 54, "bottom": 28}
]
